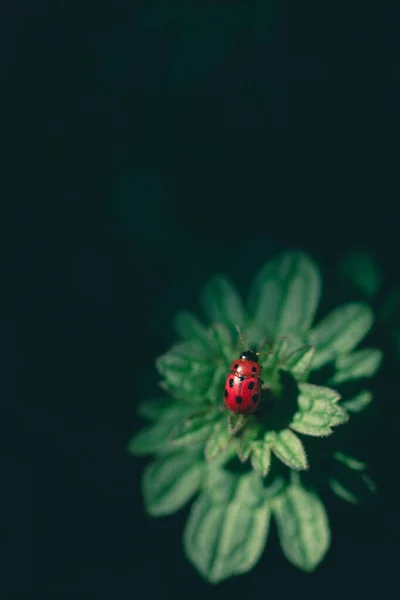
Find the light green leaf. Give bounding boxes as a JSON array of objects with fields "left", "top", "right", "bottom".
[
  {"left": 290, "top": 383, "right": 344, "bottom": 437},
  {"left": 342, "top": 390, "right": 373, "bottom": 413},
  {"left": 204, "top": 465, "right": 238, "bottom": 504},
  {"left": 309, "top": 303, "right": 374, "bottom": 369},
  {"left": 184, "top": 478, "right": 271, "bottom": 583},
  {"left": 285, "top": 345, "right": 315, "bottom": 378},
  {"left": 251, "top": 441, "right": 272, "bottom": 476},
  {"left": 171, "top": 410, "right": 220, "bottom": 447},
  {"left": 262, "top": 336, "right": 289, "bottom": 370},
  {"left": 297, "top": 382, "right": 341, "bottom": 409},
  {"left": 128, "top": 403, "right": 193, "bottom": 455},
  {"left": 201, "top": 275, "right": 246, "bottom": 331},
  {"left": 329, "top": 408, "right": 348, "bottom": 427},
  {"left": 173, "top": 311, "right": 210, "bottom": 346},
  {"left": 228, "top": 413, "right": 246, "bottom": 434},
  {"left": 204, "top": 363, "right": 226, "bottom": 404},
  {"left": 238, "top": 424, "right": 260, "bottom": 462},
  {"left": 338, "top": 251, "right": 382, "bottom": 298},
  {"left": 329, "top": 348, "right": 383, "bottom": 384},
  {"left": 333, "top": 452, "right": 367, "bottom": 471},
  {"left": 205, "top": 422, "right": 232, "bottom": 461},
  {"left": 156, "top": 341, "right": 214, "bottom": 402},
  {"left": 272, "top": 484, "right": 331, "bottom": 571},
  {"left": 209, "top": 324, "right": 234, "bottom": 364},
  {"left": 329, "top": 404, "right": 349, "bottom": 426},
  {"left": 267, "top": 429, "right": 308, "bottom": 470},
  {"left": 142, "top": 451, "right": 203, "bottom": 516},
  {"left": 248, "top": 252, "right": 321, "bottom": 338}
]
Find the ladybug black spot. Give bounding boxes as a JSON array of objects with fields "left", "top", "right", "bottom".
[
  {"left": 224, "top": 389, "right": 228, "bottom": 398},
  {"left": 229, "top": 378, "right": 234, "bottom": 388},
  {"left": 252, "top": 393, "right": 259, "bottom": 403},
  {"left": 252, "top": 366, "right": 257, "bottom": 372},
  {"left": 239, "top": 376, "right": 245, "bottom": 381},
  {"left": 234, "top": 364, "right": 238, "bottom": 369},
  {"left": 236, "top": 396, "right": 243, "bottom": 405},
  {"left": 248, "top": 381, "right": 255, "bottom": 390}
]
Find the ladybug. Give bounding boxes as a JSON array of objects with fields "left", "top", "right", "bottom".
[{"left": 224, "top": 349, "right": 263, "bottom": 415}]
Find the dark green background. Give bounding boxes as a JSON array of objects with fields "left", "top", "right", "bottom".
[{"left": 6, "top": 0, "right": 399, "bottom": 598}]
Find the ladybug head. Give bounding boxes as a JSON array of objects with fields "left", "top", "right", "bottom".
[{"left": 239, "top": 349, "right": 259, "bottom": 363}]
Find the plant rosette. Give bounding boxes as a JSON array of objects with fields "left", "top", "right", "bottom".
[{"left": 128, "top": 251, "right": 382, "bottom": 583}]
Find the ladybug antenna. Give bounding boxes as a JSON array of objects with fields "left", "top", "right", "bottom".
[
  {"left": 235, "top": 325, "right": 248, "bottom": 350},
  {"left": 256, "top": 337, "right": 274, "bottom": 356}
]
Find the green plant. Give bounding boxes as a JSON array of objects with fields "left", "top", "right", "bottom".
[{"left": 128, "top": 251, "right": 382, "bottom": 583}]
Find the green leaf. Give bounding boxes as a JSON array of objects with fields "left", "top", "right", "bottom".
[
  {"left": 290, "top": 383, "right": 343, "bottom": 437},
  {"left": 171, "top": 410, "right": 220, "bottom": 447},
  {"left": 142, "top": 451, "right": 203, "bottom": 516},
  {"left": 285, "top": 345, "right": 315, "bottom": 378},
  {"left": 329, "top": 473, "right": 377, "bottom": 505},
  {"left": 329, "top": 478, "right": 359, "bottom": 504},
  {"left": 329, "top": 349, "right": 383, "bottom": 384},
  {"left": 309, "top": 303, "right": 374, "bottom": 369},
  {"left": 137, "top": 397, "right": 169, "bottom": 421},
  {"left": 173, "top": 311, "right": 210, "bottom": 346},
  {"left": 238, "top": 424, "right": 260, "bottom": 462},
  {"left": 156, "top": 341, "right": 214, "bottom": 402},
  {"left": 209, "top": 324, "right": 234, "bottom": 364},
  {"left": 272, "top": 484, "right": 331, "bottom": 572},
  {"left": 262, "top": 336, "right": 289, "bottom": 370},
  {"left": 205, "top": 422, "right": 232, "bottom": 461},
  {"left": 333, "top": 452, "right": 367, "bottom": 471},
  {"left": 266, "top": 429, "right": 308, "bottom": 470},
  {"left": 329, "top": 452, "right": 376, "bottom": 504},
  {"left": 184, "top": 478, "right": 271, "bottom": 583},
  {"left": 342, "top": 390, "right": 373, "bottom": 413},
  {"left": 251, "top": 441, "right": 272, "bottom": 476},
  {"left": 228, "top": 413, "right": 246, "bottom": 434},
  {"left": 201, "top": 275, "right": 246, "bottom": 331},
  {"left": 204, "top": 363, "right": 226, "bottom": 404},
  {"left": 128, "top": 403, "right": 193, "bottom": 455},
  {"left": 338, "top": 251, "right": 382, "bottom": 298},
  {"left": 329, "top": 404, "right": 349, "bottom": 426},
  {"left": 248, "top": 252, "right": 321, "bottom": 338}
]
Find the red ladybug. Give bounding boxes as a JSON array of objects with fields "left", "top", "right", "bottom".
[{"left": 224, "top": 349, "right": 263, "bottom": 415}]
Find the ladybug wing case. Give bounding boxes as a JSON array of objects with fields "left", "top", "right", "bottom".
[{"left": 224, "top": 375, "right": 261, "bottom": 414}]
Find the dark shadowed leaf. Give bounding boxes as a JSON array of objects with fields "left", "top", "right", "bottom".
[{"left": 338, "top": 251, "right": 382, "bottom": 298}]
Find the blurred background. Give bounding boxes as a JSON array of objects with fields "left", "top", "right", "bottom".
[{"left": 5, "top": 0, "right": 400, "bottom": 598}]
